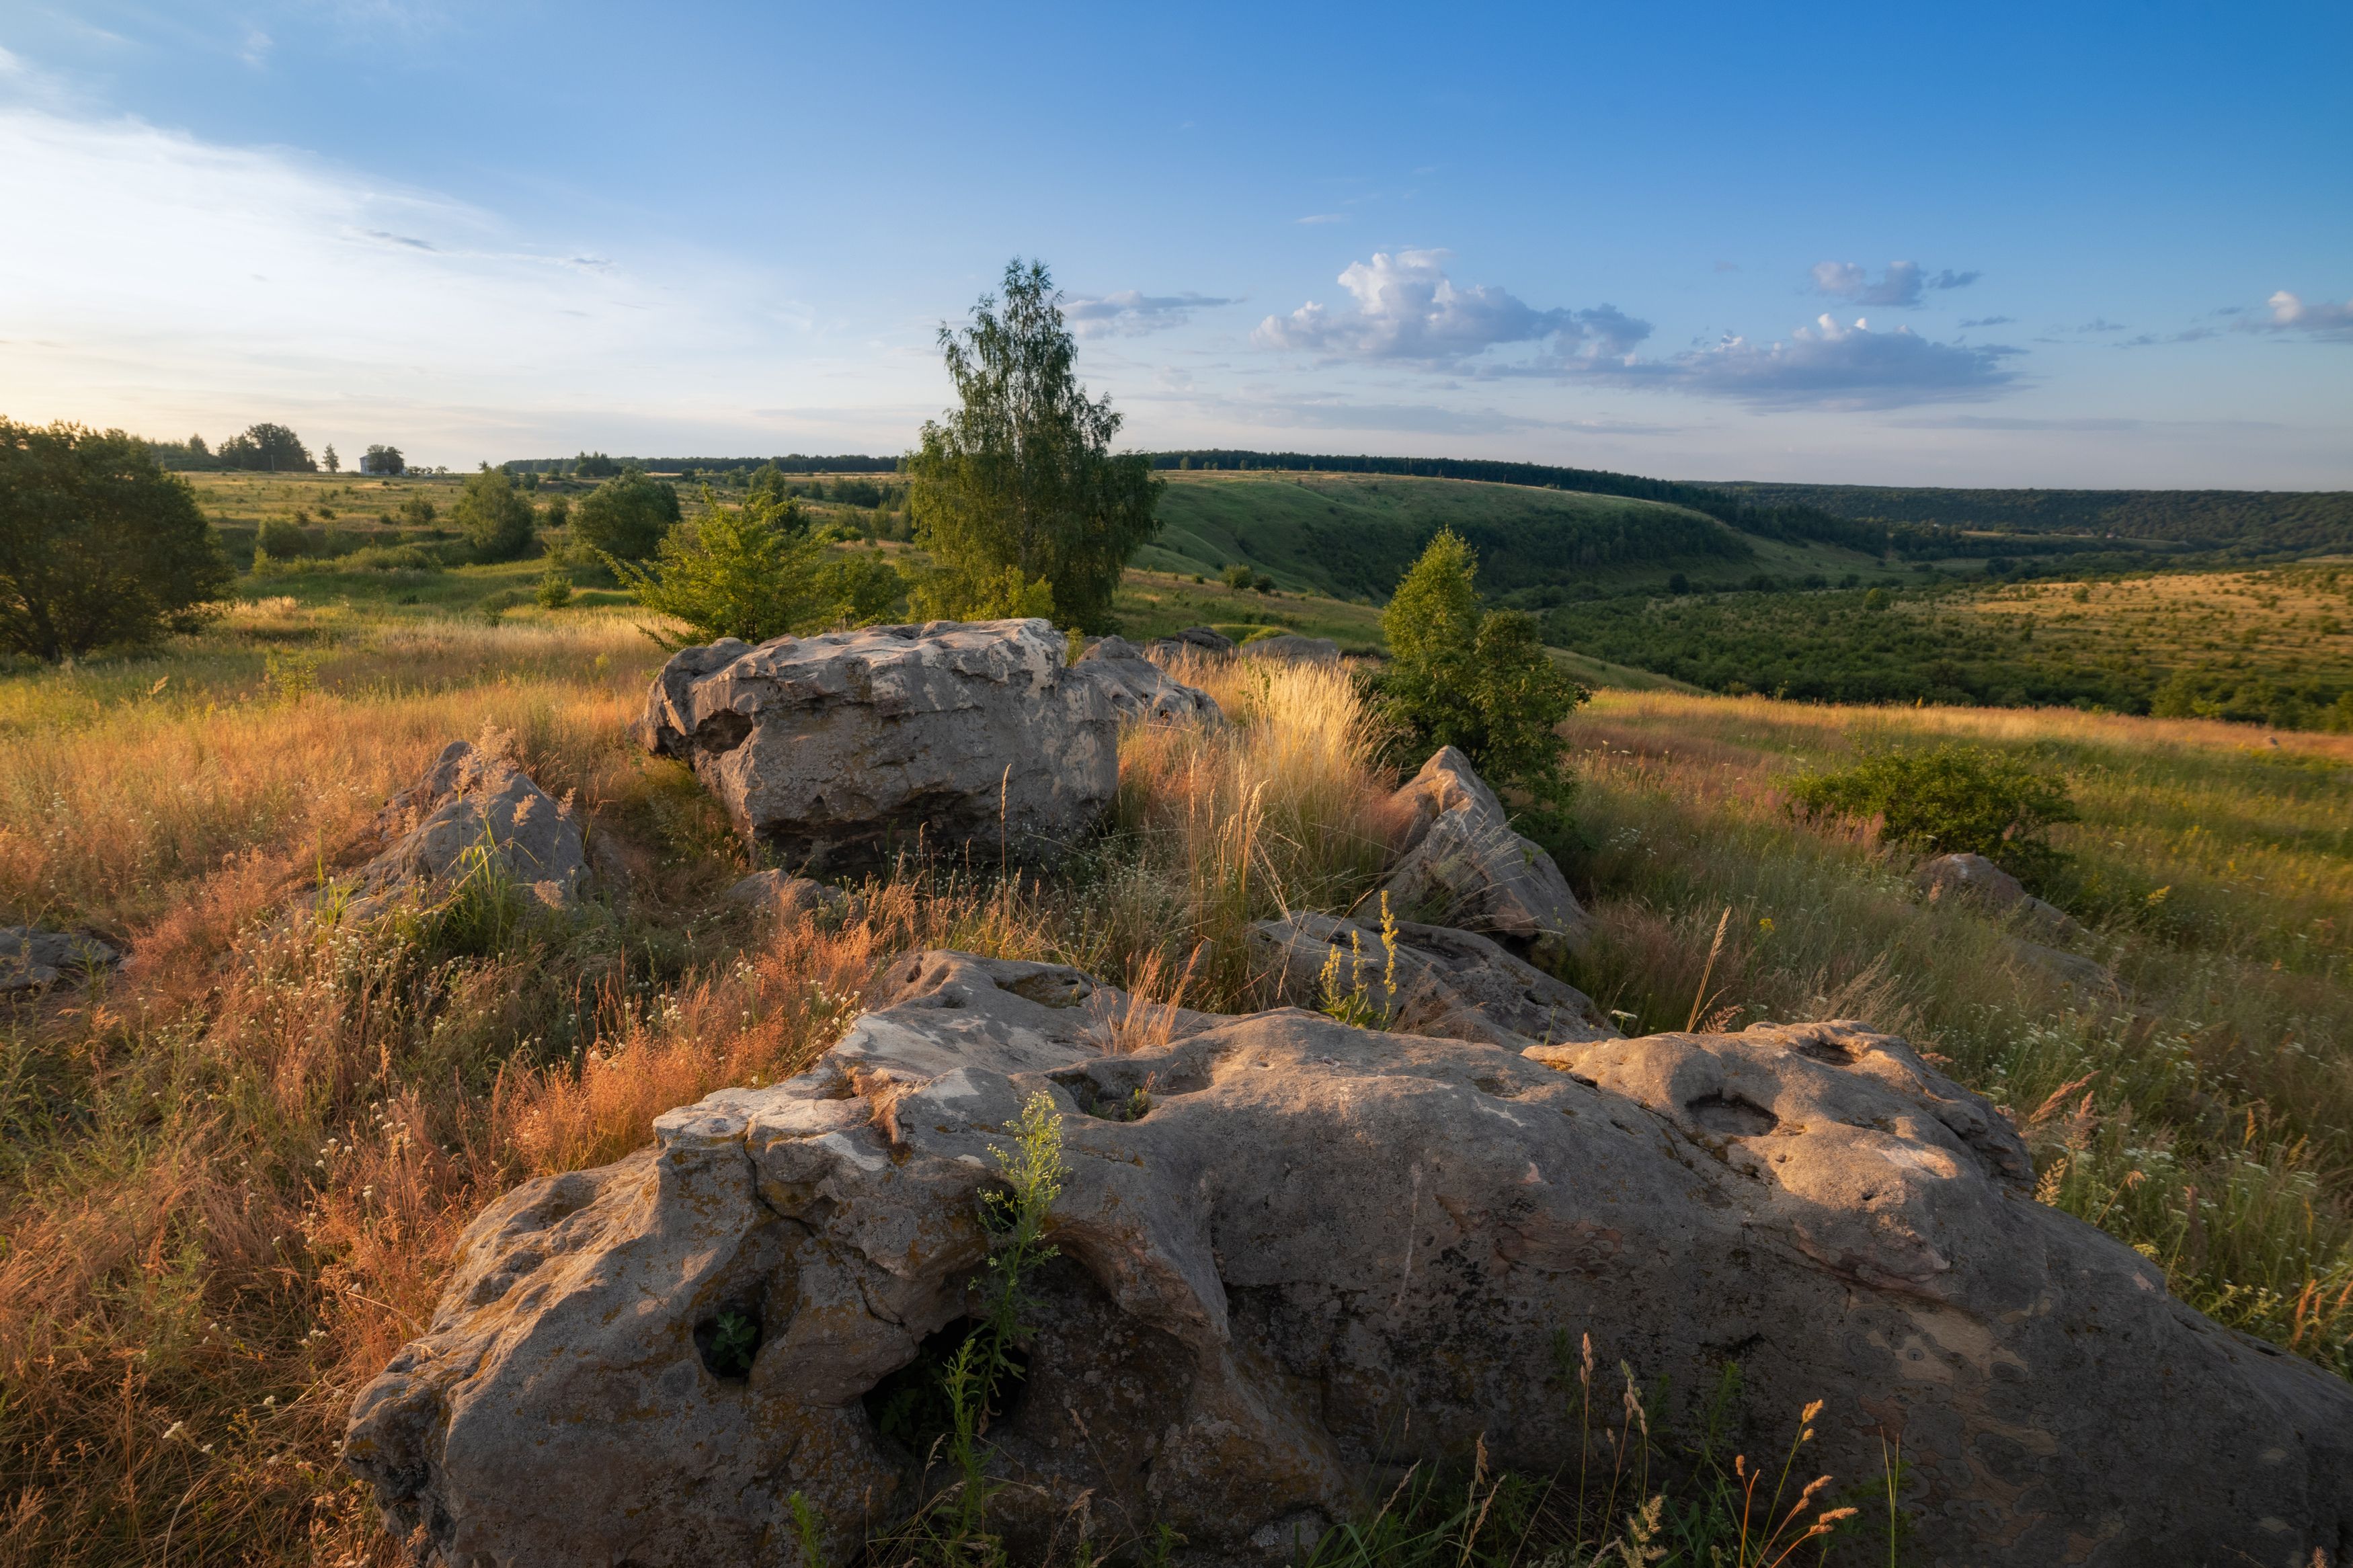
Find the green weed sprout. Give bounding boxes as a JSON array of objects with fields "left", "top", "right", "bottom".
[{"left": 1318, "top": 892, "right": 1400, "bottom": 1028}]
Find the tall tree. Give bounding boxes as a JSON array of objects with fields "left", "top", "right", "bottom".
[
  {"left": 0, "top": 420, "right": 232, "bottom": 661},
  {"left": 904, "top": 258, "right": 1161, "bottom": 630},
  {"left": 450, "top": 465, "right": 536, "bottom": 561},
  {"left": 216, "top": 422, "right": 315, "bottom": 472},
  {"left": 322, "top": 443, "right": 341, "bottom": 474},
  {"left": 362, "top": 444, "right": 405, "bottom": 476}
]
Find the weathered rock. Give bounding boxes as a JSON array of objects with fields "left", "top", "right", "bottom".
[
  {"left": 348, "top": 952, "right": 2353, "bottom": 1567},
  {"left": 721, "top": 870, "right": 851, "bottom": 923},
  {"left": 0, "top": 925, "right": 120, "bottom": 994},
  {"left": 635, "top": 620, "right": 1120, "bottom": 875},
  {"left": 352, "top": 740, "right": 589, "bottom": 912},
  {"left": 1146, "top": 626, "right": 1238, "bottom": 661},
  {"left": 1915, "top": 852, "right": 2083, "bottom": 940},
  {"left": 2004, "top": 935, "right": 2119, "bottom": 991},
  {"left": 1238, "top": 632, "right": 1339, "bottom": 663},
  {"left": 1382, "top": 747, "right": 1589, "bottom": 963},
  {"left": 1247, "top": 909, "right": 1613, "bottom": 1048},
  {"left": 1078, "top": 636, "right": 1224, "bottom": 725}
]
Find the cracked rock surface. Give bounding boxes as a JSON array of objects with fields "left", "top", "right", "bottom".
[{"left": 346, "top": 954, "right": 2353, "bottom": 1568}]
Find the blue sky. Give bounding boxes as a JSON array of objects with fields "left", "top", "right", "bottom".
[{"left": 1, "top": 1, "right": 2346, "bottom": 486}]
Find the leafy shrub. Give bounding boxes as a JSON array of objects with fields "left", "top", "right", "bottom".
[
  {"left": 0, "top": 419, "right": 233, "bottom": 660},
  {"left": 1788, "top": 742, "right": 2078, "bottom": 878},
  {"left": 452, "top": 466, "right": 536, "bottom": 561},
  {"left": 616, "top": 490, "right": 900, "bottom": 646},
  {"left": 255, "top": 517, "right": 316, "bottom": 557},
  {"left": 571, "top": 468, "right": 680, "bottom": 561},
  {"left": 1371, "top": 530, "right": 1589, "bottom": 813},
  {"left": 535, "top": 565, "right": 573, "bottom": 610}
]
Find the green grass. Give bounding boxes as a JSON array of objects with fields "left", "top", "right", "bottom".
[{"left": 1136, "top": 470, "right": 1915, "bottom": 604}]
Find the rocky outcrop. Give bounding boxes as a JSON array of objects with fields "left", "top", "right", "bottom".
[
  {"left": 352, "top": 740, "right": 588, "bottom": 913},
  {"left": 1, "top": 925, "right": 120, "bottom": 994},
  {"left": 1381, "top": 747, "right": 1590, "bottom": 964},
  {"left": 1238, "top": 633, "right": 1339, "bottom": 663},
  {"left": 1248, "top": 909, "right": 1613, "bottom": 1048},
  {"left": 347, "top": 952, "right": 2353, "bottom": 1568},
  {"left": 1915, "top": 852, "right": 2083, "bottom": 940},
  {"left": 635, "top": 621, "right": 1121, "bottom": 875},
  {"left": 1078, "top": 636, "right": 1223, "bottom": 725},
  {"left": 721, "top": 870, "right": 851, "bottom": 924}
]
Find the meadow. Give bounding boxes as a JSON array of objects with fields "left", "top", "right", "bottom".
[{"left": 3, "top": 573, "right": 2350, "bottom": 1562}]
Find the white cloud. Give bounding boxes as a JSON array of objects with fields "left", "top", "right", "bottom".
[
  {"left": 1599, "top": 314, "right": 2020, "bottom": 410},
  {"left": 0, "top": 104, "right": 877, "bottom": 461},
  {"left": 2243, "top": 290, "right": 2353, "bottom": 341},
  {"left": 1253, "top": 249, "right": 1650, "bottom": 366},
  {"left": 1295, "top": 213, "right": 1345, "bottom": 224},
  {"left": 1810, "top": 260, "right": 1977, "bottom": 308},
  {"left": 1062, "top": 290, "right": 1237, "bottom": 337}
]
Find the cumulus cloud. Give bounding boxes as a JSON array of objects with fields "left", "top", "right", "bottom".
[
  {"left": 2238, "top": 290, "right": 2353, "bottom": 341},
  {"left": 1810, "top": 260, "right": 1977, "bottom": 308},
  {"left": 1253, "top": 249, "right": 1650, "bottom": 367},
  {"left": 1597, "top": 313, "right": 2020, "bottom": 411},
  {"left": 1062, "top": 290, "right": 1236, "bottom": 337}
]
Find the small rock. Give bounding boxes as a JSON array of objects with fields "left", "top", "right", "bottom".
[
  {"left": 2005, "top": 936, "right": 2118, "bottom": 991},
  {"left": 1382, "top": 747, "right": 1589, "bottom": 964},
  {"left": 1239, "top": 632, "right": 1339, "bottom": 663},
  {"left": 1915, "top": 852, "right": 2084, "bottom": 939},
  {"left": 721, "top": 870, "right": 850, "bottom": 923},
  {"left": 1, "top": 926, "right": 120, "bottom": 995},
  {"left": 1248, "top": 909, "right": 1613, "bottom": 1047},
  {"left": 1076, "top": 636, "right": 1222, "bottom": 725},
  {"left": 352, "top": 740, "right": 589, "bottom": 913},
  {"left": 1177, "top": 626, "right": 1236, "bottom": 655}
]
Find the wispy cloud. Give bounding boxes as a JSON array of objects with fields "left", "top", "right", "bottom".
[
  {"left": 2079, "top": 318, "right": 2128, "bottom": 333},
  {"left": 1810, "top": 260, "right": 1978, "bottom": 308},
  {"left": 1254, "top": 249, "right": 1650, "bottom": 366},
  {"left": 2237, "top": 290, "right": 2353, "bottom": 341},
  {"left": 1958, "top": 315, "right": 2013, "bottom": 328},
  {"left": 1295, "top": 213, "right": 1345, "bottom": 224},
  {"left": 1597, "top": 314, "right": 2022, "bottom": 410},
  {"left": 1063, "top": 290, "right": 1237, "bottom": 337}
]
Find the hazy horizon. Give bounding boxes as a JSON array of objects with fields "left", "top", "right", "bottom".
[{"left": 3, "top": 1, "right": 2347, "bottom": 489}]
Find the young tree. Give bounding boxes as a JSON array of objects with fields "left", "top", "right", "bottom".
[
  {"left": 451, "top": 465, "right": 536, "bottom": 561},
  {"left": 0, "top": 420, "right": 233, "bottom": 661},
  {"left": 614, "top": 491, "right": 898, "bottom": 646},
  {"left": 904, "top": 258, "right": 1161, "bottom": 630},
  {"left": 322, "top": 443, "right": 341, "bottom": 474},
  {"left": 397, "top": 493, "right": 437, "bottom": 528},
  {"left": 571, "top": 466, "right": 682, "bottom": 560},
  {"left": 1373, "top": 529, "right": 1588, "bottom": 813}
]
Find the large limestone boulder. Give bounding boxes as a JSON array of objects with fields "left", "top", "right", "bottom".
[
  {"left": 352, "top": 739, "right": 589, "bottom": 913},
  {"left": 1382, "top": 747, "right": 1590, "bottom": 964},
  {"left": 1247, "top": 909, "right": 1613, "bottom": 1048},
  {"left": 636, "top": 620, "right": 1121, "bottom": 875},
  {"left": 1078, "top": 635, "right": 1224, "bottom": 725},
  {"left": 347, "top": 952, "right": 2353, "bottom": 1567},
  {"left": 1, "top": 925, "right": 120, "bottom": 994}
]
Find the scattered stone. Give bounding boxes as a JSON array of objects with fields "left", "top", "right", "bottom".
[
  {"left": 348, "top": 952, "right": 2353, "bottom": 1567},
  {"left": 1247, "top": 909, "right": 1613, "bottom": 1048},
  {"left": 720, "top": 869, "right": 851, "bottom": 923},
  {"left": 0, "top": 926, "right": 120, "bottom": 995},
  {"left": 352, "top": 739, "right": 588, "bottom": 913},
  {"left": 1915, "top": 852, "right": 2083, "bottom": 939},
  {"left": 1177, "top": 625, "right": 1236, "bottom": 655},
  {"left": 1382, "top": 746, "right": 1589, "bottom": 964},
  {"left": 2005, "top": 935, "right": 2119, "bottom": 991},
  {"left": 1238, "top": 632, "right": 1339, "bottom": 663},
  {"left": 635, "top": 620, "right": 1119, "bottom": 876},
  {"left": 1077, "top": 635, "right": 1223, "bottom": 725}
]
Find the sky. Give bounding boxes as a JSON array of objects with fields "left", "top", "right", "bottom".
[{"left": 1, "top": 0, "right": 2348, "bottom": 488}]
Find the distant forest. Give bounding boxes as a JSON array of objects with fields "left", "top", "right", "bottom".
[{"left": 1706, "top": 481, "right": 2353, "bottom": 557}]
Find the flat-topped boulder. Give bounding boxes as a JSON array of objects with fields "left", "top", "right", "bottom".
[
  {"left": 346, "top": 951, "right": 2353, "bottom": 1567},
  {"left": 636, "top": 620, "right": 1122, "bottom": 875}
]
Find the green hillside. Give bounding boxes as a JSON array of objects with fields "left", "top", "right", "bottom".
[
  {"left": 1136, "top": 470, "right": 1921, "bottom": 604},
  {"left": 1707, "top": 481, "right": 2353, "bottom": 557}
]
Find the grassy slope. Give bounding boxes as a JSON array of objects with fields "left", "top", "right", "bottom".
[
  {"left": 1136, "top": 471, "right": 1921, "bottom": 603},
  {"left": 2, "top": 608, "right": 2349, "bottom": 1565}
]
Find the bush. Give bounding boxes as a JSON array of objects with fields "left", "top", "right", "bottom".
[
  {"left": 571, "top": 468, "right": 680, "bottom": 561},
  {"left": 1788, "top": 742, "right": 2078, "bottom": 878},
  {"left": 1371, "top": 530, "right": 1589, "bottom": 813},
  {"left": 535, "top": 564, "right": 573, "bottom": 610},
  {"left": 452, "top": 466, "right": 536, "bottom": 561},
  {"left": 0, "top": 419, "right": 233, "bottom": 660},
  {"left": 397, "top": 495, "right": 438, "bottom": 528},
  {"left": 615, "top": 489, "right": 900, "bottom": 646},
  {"left": 255, "top": 517, "right": 315, "bottom": 558}
]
